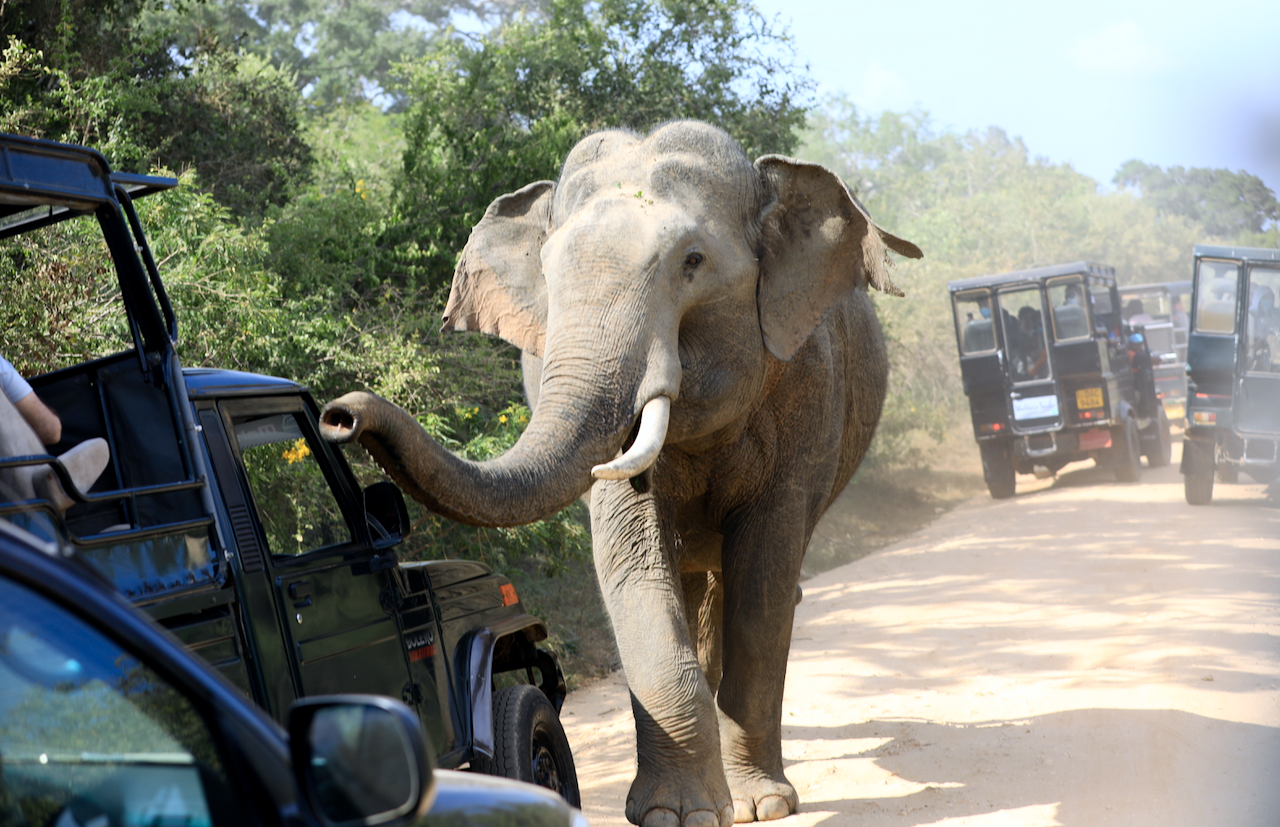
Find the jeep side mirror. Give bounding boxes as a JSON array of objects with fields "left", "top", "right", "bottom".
[
  {"left": 363, "top": 481, "right": 409, "bottom": 549},
  {"left": 288, "top": 695, "right": 435, "bottom": 827}
]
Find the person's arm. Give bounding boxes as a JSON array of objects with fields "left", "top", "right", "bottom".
[{"left": 14, "top": 393, "right": 62, "bottom": 445}]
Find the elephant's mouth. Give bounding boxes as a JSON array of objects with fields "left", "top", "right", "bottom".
[{"left": 591, "top": 396, "right": 670, "bottom": 484}]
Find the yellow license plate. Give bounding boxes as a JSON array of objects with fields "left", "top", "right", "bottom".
[{"left": 1076, "top": 387, "right": 1104, "bottom": 409}]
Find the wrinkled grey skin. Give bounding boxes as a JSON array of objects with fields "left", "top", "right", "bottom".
[{"left": 320, "top": 121, "right": 921, "bottom": 827}]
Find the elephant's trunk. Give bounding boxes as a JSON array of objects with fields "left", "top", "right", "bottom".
[{"left": 320, "top": 377, "right": 650, "bottom": 528}]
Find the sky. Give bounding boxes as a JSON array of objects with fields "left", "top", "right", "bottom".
[{"left": 751, "top": 0, "right": 1280, "bottom": 194}]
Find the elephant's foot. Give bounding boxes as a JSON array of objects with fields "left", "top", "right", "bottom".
[
  {"left": 726, "top": 770, "right": 798, "bottom": 823},
  {"left": 624, "top": 766, "right": 734, "bottom": 827}
]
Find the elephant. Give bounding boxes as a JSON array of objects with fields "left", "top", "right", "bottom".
[{"left": 319, "top": 120, "right": 921, "bottom": 827}]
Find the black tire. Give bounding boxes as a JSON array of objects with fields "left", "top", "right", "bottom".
[
  {"left": 1185, "top": 469, "right": 1214, "bottom": 504},
  {"left": 1182, "top": 438, "right": 1215, "bottom": 505},
  {"left": 1111, "top": 418, "right": 1142, "bottom": 483},
  {"left": 1143, "top": 408, "right": 1173, "bottom": 468},
  {"left": 979, "top": 441, "right": 1016, "bottom": 499},
  {"left": 475, "top": 684, "right": 580, "bottom": 806}
]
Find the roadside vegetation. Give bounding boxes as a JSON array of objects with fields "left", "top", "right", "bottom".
[{"left": 2, "top": 0, "right": 1277, "bottom": 683}]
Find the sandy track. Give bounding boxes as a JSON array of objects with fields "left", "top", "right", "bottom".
[{"left": 561, "top": 446, "right": 1280, "bottom": 826}]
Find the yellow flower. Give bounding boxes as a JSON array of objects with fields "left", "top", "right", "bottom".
[
  {"left": 282, "top": 439, "right": 311, "bottom": 464},
  {"left": 499, "top": 414, "right": 508, "bottom": 423}
]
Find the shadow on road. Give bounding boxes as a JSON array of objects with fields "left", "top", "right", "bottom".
[{"left": 783, "top": 709, "right": 1280, "bottom": 826}]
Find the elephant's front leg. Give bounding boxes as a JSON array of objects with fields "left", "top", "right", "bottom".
[
  {"left": 718, "top": 505, "right": 808, "bottom": 822},
  {"left": 591, "top": 479, "right": 733, "bottom": 827}
]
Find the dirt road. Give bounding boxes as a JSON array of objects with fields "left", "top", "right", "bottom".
[{"left": 560, "top": 446, "right": 1280, "bottom": 827}]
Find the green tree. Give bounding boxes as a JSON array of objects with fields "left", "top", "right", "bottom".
[
  {"left": 2, "top": 23, "right": 312, "bottom": 219},
  {"left": 143, "top": 0, "right": 545, "bottom": 109},
  {"left": 389, "top": 0, "right": 811, "bottom": 297},
  {"left": 1113, "top": 160, "right": 1279, "bottom": 241}
]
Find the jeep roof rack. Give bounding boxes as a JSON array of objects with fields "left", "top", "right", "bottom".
[
  {"left": 947, "top": 261, "right": 1115, "bottom": 293},
  {"left": 1193, "top": 244, "right": 1280, "bottom": 262},
  {"left": 0, "top": 133, "right": 176, "bottom": 239}
]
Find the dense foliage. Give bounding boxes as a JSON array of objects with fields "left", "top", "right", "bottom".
[
  {"left": 392, "top": 0, "right": 809, "bottom": 295},
  {"left": 1113, "top": 160, "right": 1280, "bottom": 240}
]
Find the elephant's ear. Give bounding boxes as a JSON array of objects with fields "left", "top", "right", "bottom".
[
  {"left": 443, "top": 180, "right": 555, "bottom": 357},
  {"left": 754, "top": 155, "right": 922, "bottom": 361}
]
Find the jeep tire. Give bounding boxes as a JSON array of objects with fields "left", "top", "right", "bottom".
[
  {"left": 1111, "top": 417, "right": 1142, "bottom": 483},
  {"left": 979, "top": 441, "right": 1016, "bottom": 499},
  {"left": 1183, "top": 439, "right": 1215, "bottom": 505},
  {"left": 1143, "top": 408, "right": 1173, "bottom": 468},
  {"left": 475, "top": 684, "right": 581, "bottom": 807}
]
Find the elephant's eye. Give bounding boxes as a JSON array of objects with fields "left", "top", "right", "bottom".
[{"left": 684, "top": 253, "right": 703, "bottom": 268}]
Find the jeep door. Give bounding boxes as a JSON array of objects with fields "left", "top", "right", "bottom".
[
  {"left": 216, "top": 396, "right": 416, "bottom": 718},
  {"left": 1238, "top": 263, "right": 1280, "bottom": 439},
  {"left": 953, "top": 288, "right": 1008, "bottom": 437},
  {"left": 997, "top": 285, "right": 1063, "bottom": 436},
  {"left": 1188, "top": 258, "right": 1242, "bottom": 422}
]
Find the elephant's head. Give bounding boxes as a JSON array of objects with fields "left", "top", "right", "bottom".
[{"left": 321, "top": 121, "right": 920, "bottom": 526}]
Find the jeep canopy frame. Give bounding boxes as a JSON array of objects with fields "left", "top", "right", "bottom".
[{"left": 0, "top": 133, "right": 221, "bottom": 601}]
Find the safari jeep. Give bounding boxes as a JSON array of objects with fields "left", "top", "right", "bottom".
[
  {"left": 1181, "top": 244, "right": 1280, "bottom": 504},
  {"left": 0, "top": 134, "right": 579, "bottom": 804},
  {"left": 949, "top": 261, "right": 1172, "bottom": 499}
]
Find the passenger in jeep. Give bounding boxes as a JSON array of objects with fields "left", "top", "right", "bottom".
[{"left": 0, "top": 355, "right": 61, "bottom": 445}]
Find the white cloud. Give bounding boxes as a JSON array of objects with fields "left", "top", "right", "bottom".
[
  {"left": 1067, "top": 21, "right": 1174, "bottom": 74},
  {"left": 856, "top": 61, "right": 912, "bottom": 112}
]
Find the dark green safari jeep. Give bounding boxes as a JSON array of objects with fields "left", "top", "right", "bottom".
[
  {"left": 949, "top": 261, "right": 1172, "bottom": 498},
  {"left": 1181, "top": 244, "right": 1280, "bottom": 504},
  {"left": 0, "top": 134, "right": 579, "bottom": 804}
]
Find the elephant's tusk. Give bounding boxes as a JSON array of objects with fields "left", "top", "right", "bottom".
[{"left": 592, "top": 396, "right": 671, "bottom": 481}]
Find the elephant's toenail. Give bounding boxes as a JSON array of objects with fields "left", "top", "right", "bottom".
[
  {"left": 732, "top": 798, "right": 756, "bottom": 823},
  {"left": 719, "top": 804, "right": 735, "bottom": 827},
  {"left": 756, "top": 795, "right": 793, "bottom": 821},
  {"left": 686, "top": 810, "right": 719, "bottom": 827},
  {"left": 642, "top": 808, "right": 680, "bottom": 827}
]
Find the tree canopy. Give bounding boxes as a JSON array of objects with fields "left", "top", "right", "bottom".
[
  {"left": 1113, "top": 160, "right": 1280, "bottom": 239},
  {"left": 390, "top": 0, "right": 810, "bottom": 296}
]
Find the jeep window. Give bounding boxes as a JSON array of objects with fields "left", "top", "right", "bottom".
[
  {"left": 1047, "top": 277, "right": 1091, "bottom": 341},
  {"left": 954, "top": 290, "right": 996, "bottom": 354},
  {"left": 1245, "top": 266, "right": 1280, "bottom": 373},
  {"left": 0, "top": 575, "right": 238, "bottom": 826},
  {"left": 1195, "top": 260, "right": 1240, "bottom": 334},
  {"left": 998, "top": 287, "right": 1050, "bottom": 383},
  {"left": 232, "top": 413, "right": 352, "bottom": 556},
  {"left": 0, "top": 213, "right": 134, "bottom": 374}
]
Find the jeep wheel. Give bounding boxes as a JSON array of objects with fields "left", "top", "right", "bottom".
[
  {"left": 1111, "top": 418, "right": 1142, "bottom": 483},
  {"left": 1185, "top": 469, "right": 1214, "bottom": 505},
  {"left": 1182, "top": 438, "right": 1215, "bottom": 505},
  {"left": 1143, "top": 408, "right": 1172, "bottom": 468},
  {"left": 476, "top": 684, "right": 581, "bottom": 807},
  {"left": 979, "top": 441, "right": 1016, "bottom": 499}
]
